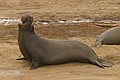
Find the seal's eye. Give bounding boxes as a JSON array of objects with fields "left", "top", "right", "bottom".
[{"left": 22, "top": 21, "right": 25, "bottom": 24}]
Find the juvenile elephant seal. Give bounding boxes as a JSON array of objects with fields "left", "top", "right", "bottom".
[
  {"left": 91, "top": 27, "right": 120, "bottom": 47},
  {"left": 17, "top": 14, "right": 113, "bottom": 70}
]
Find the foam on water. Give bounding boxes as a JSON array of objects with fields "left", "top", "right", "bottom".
[
  {"left": 37, "top": 19, "right": 94, "bottom": 25},
  {"left": 0, "top": 17, "right": 20, "bottom": 25},
  {"left": 0, "top": 17, "right": 119, "bottom": 26},
  {"left": 37, "top": 19, "right": 120, "bottom": 25}
]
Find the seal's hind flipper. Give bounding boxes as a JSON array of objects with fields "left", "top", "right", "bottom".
[
  {"left": 94, "top": 60, "right": 105, "bottom": 68},
  {"left": 90, "top": 42, "right": 97, "bottom": 47},
  {"left": 90, "top": 41, "right": 102, "bottom": 48},
  {"left": 92, "top": 59, "right": 113, "bottom": 68},
  {"left": 16, "top": 57, "right": 26, "bottom": 60},
  {"left": 96, "top": 41, "right": 102, "bottom": 48},
  {"left": 98, "top": 59, "right": 113, "bottom": 67}
]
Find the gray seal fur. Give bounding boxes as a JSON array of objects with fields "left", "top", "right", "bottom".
[
  {"left": 17, "top": 14, "right": 113, "bottom": 70},
  {"left": 91, "top": 27, "right": 120, "bottom": 47}
]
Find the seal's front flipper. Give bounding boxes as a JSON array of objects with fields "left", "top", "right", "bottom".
[
  {"left": 30, "top": 61, "right": 40, "bottom": 70},
  {"left": 16, "top": 57, "right": 26, "bottom": 60}
]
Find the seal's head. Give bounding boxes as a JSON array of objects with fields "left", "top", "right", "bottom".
[
  {"left": 18, "top": 14, "right": 34, "bottom": 32},
  {"left": 21, "top": 14, "right": 33, "bottom": 25}
]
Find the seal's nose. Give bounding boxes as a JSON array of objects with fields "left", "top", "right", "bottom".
[
  {"left": 19, "top": 20, "right": 23, "bottom": 24},
  {"left": 18, "top": 19, "right": 23, "bottom": 26},
  {"left": 18, "top": 23, "right": 22, "bottom": 27},
  {"left": 21, "top": 16, "right": 26, "bottom": 24}
]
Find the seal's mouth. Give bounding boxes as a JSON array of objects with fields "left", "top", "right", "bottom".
[
  {"left": 18, "top": 20, "right": 26, "bottom": 27},
  {"left": 22, "top": 21, "right": 26, "bottom": 24},
  {"left": 19, "top": 21, "right": 25, "bottom": 25},
  {"left": 21, "top": 16, "right": 27, "bottom": 25}
]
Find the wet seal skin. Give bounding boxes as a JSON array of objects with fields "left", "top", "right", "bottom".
[
  {"left": 91, "top": 27, "right": 120, "bottom": 47},
  {"left": 17, "top": 14, "right": 113, "bottom": 70}
]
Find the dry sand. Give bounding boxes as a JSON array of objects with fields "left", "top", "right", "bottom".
[{"left": 0, "top": 0, "right": 120, "bottom": 80}]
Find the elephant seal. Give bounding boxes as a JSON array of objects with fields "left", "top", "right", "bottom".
[
  {"left": 91, "top": 27, "right": 120, "bottom": 47},
  {"left": 17, "top": 14, "right": 113, "bottom": 70}
]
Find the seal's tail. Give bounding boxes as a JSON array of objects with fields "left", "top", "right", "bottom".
[{"left": 92, "top": 58, "right": 113, "bottom": 68}]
